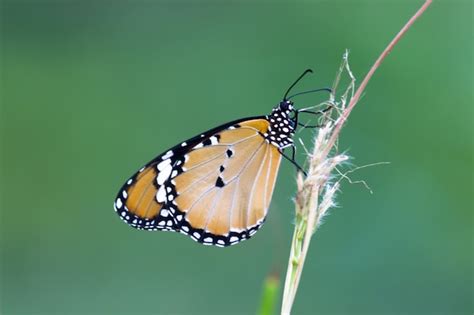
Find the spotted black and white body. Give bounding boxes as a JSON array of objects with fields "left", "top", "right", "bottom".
[
  {"left": 114, "top": 69, "right": 325, "bottom": 247},
  {"left": 264, "top": 100, "right": 296, "bottom": 148}
]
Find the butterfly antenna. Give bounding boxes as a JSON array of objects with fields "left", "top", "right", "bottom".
[
  {"left": 283, "top": 69, "right": 313, "bottom": 100},
  {"left": 287, "top": 88, "right": 332, "bottom": 99}
]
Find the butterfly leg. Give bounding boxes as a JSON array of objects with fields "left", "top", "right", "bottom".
[
  {"left": 279, "top": 146, "right": 308, "bottom": 177},
  {"left": 297, "top": 122, "right": 323, "bottom": 129},
  {"left": 298, "top": 104, "right": 333, "bottom": 116},
  {"left": 297, "top": 104, "right": 334, "bottom": 128}
]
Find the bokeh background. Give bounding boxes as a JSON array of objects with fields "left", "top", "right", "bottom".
[{"left": 1, "top": 1, "right": 472, "bottom": 314}]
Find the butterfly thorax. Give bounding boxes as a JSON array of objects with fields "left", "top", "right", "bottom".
[{"left": 264, "top": 100, "right": 296, "bottom": 149}]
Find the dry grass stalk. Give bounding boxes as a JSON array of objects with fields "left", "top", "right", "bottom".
[{"left": 280, "top": 1, "right": 433, "bottom": 314}]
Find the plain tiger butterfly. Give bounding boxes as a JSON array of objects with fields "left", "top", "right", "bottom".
[{"left": 114, "top": 69, "right": 330, "bottom": 247}]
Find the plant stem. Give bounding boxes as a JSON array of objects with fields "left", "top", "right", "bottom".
[
  {"left": 323, "top": 0, "right": 433, "bottom": 158},
  {"left": 280, "top": 1, "right": 432, "bottom": 314},
  {"left": 257, "top": 273, "right": 281, "bottom": 315}
]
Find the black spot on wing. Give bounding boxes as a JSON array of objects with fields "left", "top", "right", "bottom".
[{"left": 215, "top": 176, "right": 225, "bottom": 188}]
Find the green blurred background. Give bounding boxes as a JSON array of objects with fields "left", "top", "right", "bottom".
[{"left": 1, "top": 1, "right": 472, "bottom": 314}]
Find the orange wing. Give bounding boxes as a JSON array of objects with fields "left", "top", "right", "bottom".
[{"left": 114, "top": 118, "right": 282, "bottom": 247}]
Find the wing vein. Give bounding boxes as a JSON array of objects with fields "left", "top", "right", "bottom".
[
  {"left": 183, "top": 134, "right": 258, "bottom": 173},
  {"left": 226, "top": 140, "right": 266, "bottom": 231},
  {"left": 135, "top": 179, "right": 155, "bottom": 215},
  {"left": 194, "top": 132, "right": 258, "bottom": 147},
  {"left": 203, "top": 187, "right": 224, "bottom": 231},
  {"left": 237, "top": 125, "right": 268, "bottom": 134},
  {"left": 263, "top": 148, "right": 273, "bottom": 212},
  {"left": 245, "top": 144, "right": 270, "bottom": 229},
  {"left": 225, "top": 140, "right": 266, "bottom": 186},
  {"left": 186, "top": 173, "right": 219, "bottom": 216},
  {"left": 177, "top": 168, "right": 217, "bottom": 196},
  {"left": 227, "top": 178, "right": 239, "bottom": 234}
]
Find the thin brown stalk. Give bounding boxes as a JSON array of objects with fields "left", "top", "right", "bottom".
[
  {"left": 280, "top": 1, "right": 432, "bottom": 314},
  {"left": 323, "top": 0, "right": 433, "bottom": 158}
]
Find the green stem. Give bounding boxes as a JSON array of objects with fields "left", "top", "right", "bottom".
[{"left": 257, "top": 274, "right": 280, "bottom": 315}]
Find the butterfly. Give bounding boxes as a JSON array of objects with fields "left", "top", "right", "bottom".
[{"left": 113, "top": 69, "right": 330, "bottom": 247}]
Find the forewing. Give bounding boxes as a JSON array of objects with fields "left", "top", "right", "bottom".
[{"left": 114, "top": 118, "right": 282, "bottom": 247}]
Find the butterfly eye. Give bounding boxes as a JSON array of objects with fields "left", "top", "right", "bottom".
[
  {"left": 279, "top": 102, "right": 288, "bottom": 111},
  {"left": 279, "top": 100, "right": 294, "bottom": 112}
]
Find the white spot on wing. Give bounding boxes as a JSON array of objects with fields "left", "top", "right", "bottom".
[
  {"left": 162, "top": 150, "right": 174, "bottom": 160},
  {"left": 157, "top": 163, "right": 172, "bottom": 185},
  {"left": 210, "top": 136, "right": 219, "bottom": 145},
  {"left": 116, "top": 198, "right": 123, "bottom": 209},
  {"left": 157, "top": 159, "right": 171, "bottom": 171},
  {"left": 156, "top": 186, "right": 166, "bottom": 203}
]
